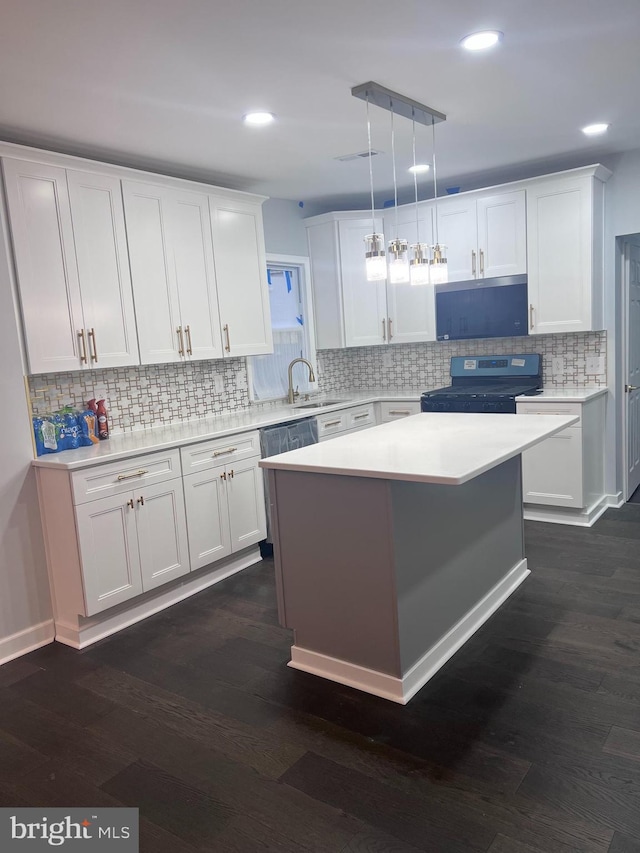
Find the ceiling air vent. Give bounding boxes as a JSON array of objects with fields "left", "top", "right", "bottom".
[{"left": 334, "top": 150, "right": 382, "bottom": 162}]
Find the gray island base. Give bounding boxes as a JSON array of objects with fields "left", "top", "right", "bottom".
[{"left": 261, "top": 412, "right": 577, "bottom": 704}]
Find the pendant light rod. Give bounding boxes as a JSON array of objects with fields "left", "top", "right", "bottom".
[
  {"left": 352, "top": 81, "right": 446, "bottom": 127},
  {"left": 432, "top": 116, "right": 440, "bottom": 245},
  {"left": 366, "top": 94, "right": 376, "bottom": 234},
  {"left": 411, "top": 110, "right": 419, "bottom": 239},
  {"left": 390, "top": 102, "right": 399, "bottom": 229}
]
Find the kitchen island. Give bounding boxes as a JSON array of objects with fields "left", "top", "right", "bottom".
[{"left": 260, "top": 412, "right": 577, "bottom": 704}]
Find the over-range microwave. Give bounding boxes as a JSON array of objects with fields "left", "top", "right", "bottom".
[{"left": 435, "top": 274, "right": 528, "bottom": 341}]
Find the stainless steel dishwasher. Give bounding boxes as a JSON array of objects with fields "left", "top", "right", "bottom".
[{"left": 259, "top": 417, "right": 319, "bottom": 551}]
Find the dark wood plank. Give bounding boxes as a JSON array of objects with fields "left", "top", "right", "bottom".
[
  {"left": 603, "top": 727, "right": 640, "bottom": 762},
  {"left": 0, "top": 657, "right": 43, "bottom": 687},
  {"left": 488, "top": 836, "right": 548, "bottom": 853},
  {"left": 609, "top": 831, "right": 640, "bottom": 852}
]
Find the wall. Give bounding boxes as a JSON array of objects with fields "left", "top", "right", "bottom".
[
  {"left": 262, "top": 198, "right": 323, "bottom": 256},
  {"left": 0, "top": 214, "right": 52, "bottom": 664},
  {"left": 317, "top": 332, "right": 607, "bottom": 394}
]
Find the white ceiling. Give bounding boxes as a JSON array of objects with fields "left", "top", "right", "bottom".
[{"left": 1, "top": 0, "right": 639, "bottom": 210}]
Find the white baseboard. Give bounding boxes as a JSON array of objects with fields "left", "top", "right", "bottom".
[
  {"left": 0, "top": 619, "right": 55, "bottom": 666},
  {"left": 288, "top": 558, "right": 529, "bottom": 704},
  {"left": 523, "top": 493, "right": 611, "bottom": 527},
  {"left": 55, "top": 549, "right": 262, "bottom": 650},
  {"left": 608, "top": 491, "right": 624, "bottom": 509}
]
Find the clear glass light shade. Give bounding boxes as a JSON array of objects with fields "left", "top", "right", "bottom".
[
  {"left": 409, "top": 243, "right": 431, "bottom": 285},
  {"left": 388, "top": 238, "right": 410, "bottom": 284},
  {"left": 364, "top": 233, "right": 387, "bottom": 281},
  {"left": 429, "top": 244, "right": 448, "bottom": 285}
]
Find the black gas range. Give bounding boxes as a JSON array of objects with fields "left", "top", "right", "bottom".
[{"left": 421, "top": 354, "right": 543, "bottom": 414}]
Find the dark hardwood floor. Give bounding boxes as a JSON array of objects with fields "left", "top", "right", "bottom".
[{"left": 3, "top": 506, "right": 640, "bottom": 851}]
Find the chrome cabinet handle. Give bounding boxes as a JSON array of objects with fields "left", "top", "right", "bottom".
[
  {"left": 479, "top": 249, "right": 485, "bottom": 276},
  {"left": 220, "top": 471, "right": 227, "bottom": 481},
  {"left": 213, "top": 447, "right": 237, "bottom": 457},
  {"left": 117, "top": 469, "right": 149, "bottom": 481},
  {"left": 137, "top": 495, "right": 145, "bottom": 506},
  {"left": 529, "top": 304, "right": 535, "bottom": 330},
  {"left": 382, "top": 319, "right": 386, "bottom": 341},
  {"left": 354, "top": 413, "right": 370, "bottom": 420},
  {"left": 78, "top": 329, "right": 88, "bottom": 364},
  {"left": 626, "top": 385, "right": 639, "bottom": 392},
  {"left": 389, "top": 409, "right": 411, "bottom": 415},
  {"left": 177, "top": 326, "right": 185, "bottom": 356},
  {"left": 388, "top": 318, "right": 393, "bottom": 340},
  {"left": 87, "top": 327, "right": 98, "bottom": 362},
  {"left": 324, "top": 420, "right": 341, "bottom": 427},
  {"left": 229, "top": 469, "right": 234, "bottom": 479},
  {"left": 472, "top": 250, "right": 476, "bottom": 277},
  {"left": 126, "top": 498, "right": 134, "bottom": 509},
  {"left": 223, "top": 324, "right": 231, "bottom": 352},
  {"left": 185, "top": 325, "right": 193, "bottom": 356}
]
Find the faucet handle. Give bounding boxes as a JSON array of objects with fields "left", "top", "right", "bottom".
[{"left": 293, "top": 386, "right": 300, "bottom": 401}]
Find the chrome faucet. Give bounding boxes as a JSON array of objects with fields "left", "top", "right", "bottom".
[{"left": 287, "top": 358, "right": 316, "bottom": 404}]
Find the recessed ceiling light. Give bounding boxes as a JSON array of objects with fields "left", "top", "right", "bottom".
[
  {"left": 408, "top": 164, "right": 430, "bottom": 174},
  {"left": 581, "top": 123, "right": 609, "bottom": 136},
  {"left": 460, "top": 30, "right": 503, "bottom": 51},
  {"left": 243, "top": 112, "right": 276, "bottom": 126}
]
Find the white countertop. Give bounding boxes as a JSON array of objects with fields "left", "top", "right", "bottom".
[
  {"left": 515, "top": 387, "right": 607, "bottom": 403},
  {"left": 31, "top": 389, "right": 422, "bottom": 471},
  {"left": 259, "top": 412, "right": 578, "bottom": 485}
]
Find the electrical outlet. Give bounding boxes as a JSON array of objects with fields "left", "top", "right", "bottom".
[
  {"left": 213, "top": 375, "right": 224, "bottom": 394},
  {"left": 381, "top": 349, "right": 393, "bottom": 369},
  {"left": 552, "top": 357, "right": 565, "bottom": 375},
  {"left": 586, "top": 356, "right": 605, "bottom": 375}
]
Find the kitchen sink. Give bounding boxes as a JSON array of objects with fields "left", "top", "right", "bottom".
[{"left": 294, "top": 400, "right": 345, "bottom": 409}]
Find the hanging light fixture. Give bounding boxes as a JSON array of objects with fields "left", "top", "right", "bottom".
[
  {"left": 409, "top": 109, "right": 430, "bottom": 286},
  {"left": 351, "top": 82, "right": 447, "bottom": 284},
  {"left": 429, "top": 116, "right": 448, "bottom": 285},
  {"left": 387, "top": 101, "right": 410, "bottom": 284},
  {"left": 363, "top": 91, "right": 386, "bottom": 282}
]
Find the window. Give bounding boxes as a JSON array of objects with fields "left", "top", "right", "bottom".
[{"left": 249, "top": 255, "right": 317, "bottom": 401}]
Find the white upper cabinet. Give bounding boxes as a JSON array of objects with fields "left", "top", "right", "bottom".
[
  {"left": 436, "top": 190, "right": 526, "bottom": 282},
  {"left": 338, "top": 217, "right": 387, "bottom": 347},
  {"left": 123, "top": 181, "right": 223, "bottom": 363},
  {"left": 383, "top": 204, "right": 436, "bottom": 344},
  {"left": 210, "top": 196, "right": 273, "bottom": 357},
  {"left": 66, "top": 169, "right": 139, "bottom": 368},
  {"left": 2, "top": 158, "right": 140, "bottom": 374},
  {"left": 526, "top": 168, "right": 608, "bottom": 334},
  {"left": 306, "top": 211, "right": 435, "bottom": 349}
]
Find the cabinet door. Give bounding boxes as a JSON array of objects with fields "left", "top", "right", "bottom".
[
  {"left": 183, "top": 467, "right": 232, "bottom": 570},
  {"left": 76, "top": 492, "right": 143, "bottom": 615},
  {"left": 521, "top": 427, "right": 584, "bottom": 507},
  {"left": 2, "top": 158, "right": 86, "bottom": 373},
  {"left": 122, "top": 181, "right": 183, "bottom": 364},
  {"left": 435, "top": 197, "right": 478, "bottom": 282},
  {"left": 385, "top": 205, "right": 436, "bottom": 344},
  {"left": 477, "top": 190, "right": 526, "bottom": 279},
  {"left": 527, "top": 176, "right": 594, "bottom": 334},
  {"left": 210, "top": 196, "right": 273, "bottom": 356},
  {"left": 167, "top": 189, "right": 223, "bottom": 361},
  {"left": 338, "top": 218, "right": 387, "bottom": 347},
  {"left": 134, "top": 479, "right": 190, "bottom": 592},
  {"left": 226, "top": 458, "right": 267, "bottom": 552},
  {"left": 67, "top": 170, "right": 140, "bottom": 368}
]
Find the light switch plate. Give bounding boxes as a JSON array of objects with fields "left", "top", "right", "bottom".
[
  {"left": 213, "top": 375, "right": 225, "bottom": 394},
  {"left": 381, "top": 349, "right": 393, "bottom": 369},
  {"left": 552, "top": 357, "right": 565, "bottom": 375},
  {"left": 586, "top": 356, "right": 605, "bottom": 375}
]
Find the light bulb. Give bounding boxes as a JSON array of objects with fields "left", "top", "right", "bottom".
[
  {"left": 430, "top": 244, "right": 448, "bottom": 285},
  {"left": 388, "top": 238, "right": 410, "bottom": 284},
  {"left": 409, "top": 243, "right": 431, "bottom": 285},
  {"left": 364, "top": 233, "right": 386, "bottom": 281}
]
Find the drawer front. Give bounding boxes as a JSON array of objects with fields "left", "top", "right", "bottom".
[
  {"left": 516, "top": 401, "right": 582, "bottom": 427},
  {"left": 379, "top": 401, "right": 421, "bottom": 422},
  {"left": 315, "top": 411, "right": 347, "bottom": 438},
  {"left": 346, "top": 404, "right": 376, "bottom": 430},
  {"left": 72, "top": 449, "right": 181, "bottom": 505},
  {"left": 180, "top": 430, "right": 260, "bottom": 474}
]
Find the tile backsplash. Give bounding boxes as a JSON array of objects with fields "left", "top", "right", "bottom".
[
  {"left": 28, "top": 331, "right": 606, "bottom": 433},
  {"left": 29, "top": 359, "right": 249, "bottom": 433},
  {"left": 316, "top": 332, "right": 607, "bottom": 394}
]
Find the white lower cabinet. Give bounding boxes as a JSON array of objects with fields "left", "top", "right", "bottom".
[
  {"left": 516, "top": 395, "right": 606, "bottom": 522},
  {"left": 378, "top": 400, "right": 421, "bottom": 423},
  {"left": 182, "top": 436, "right": 266, "bottom": 572}
]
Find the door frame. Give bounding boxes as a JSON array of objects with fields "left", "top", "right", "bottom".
[{"left": 620, "top": 236, "right": 640, "bottom": 501}]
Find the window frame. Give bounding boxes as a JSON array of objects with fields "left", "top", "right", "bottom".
[{"left": 247, "top": 253, "right": 318, "bottom": 403}]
